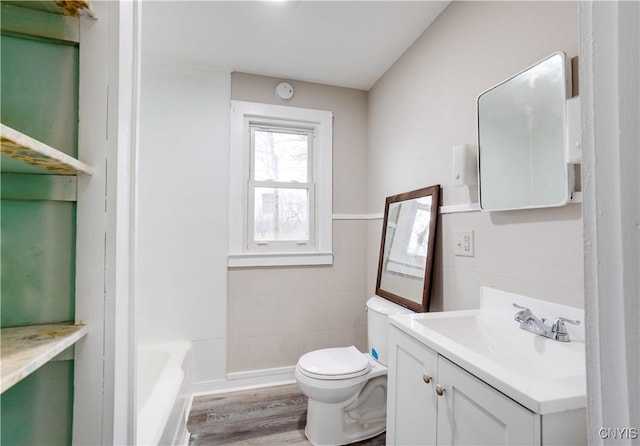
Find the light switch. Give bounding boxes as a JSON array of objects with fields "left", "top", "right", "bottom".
[{"left": 454, "top": 230, "right": 474, "bottom": 257}]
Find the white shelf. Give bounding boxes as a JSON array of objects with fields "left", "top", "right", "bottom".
[
  {"left": 1, "top": 124, "right": 94, "bottom": 176},
  {"left": 1, "top": 323, "right": 88, "bottom": 394}
]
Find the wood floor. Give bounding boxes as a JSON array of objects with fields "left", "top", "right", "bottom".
[{"left": 187, "top": 384, "right": 386, "bottom": 446}]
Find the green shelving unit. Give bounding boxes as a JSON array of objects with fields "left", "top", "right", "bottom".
[{"left": 1, "top": 2, "right": 95, "bottom": 444}]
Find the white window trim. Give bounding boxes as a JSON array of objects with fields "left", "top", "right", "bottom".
[{"left": 229, "top": 100, "right": 333, "bottom": 267}]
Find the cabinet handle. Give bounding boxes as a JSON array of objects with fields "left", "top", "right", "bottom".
[
  {"left": 435, "top": 384, "right": 445, "bottom": 396},
  {"left": 422, "top": 372, "right": 432, "bottom": 384}
]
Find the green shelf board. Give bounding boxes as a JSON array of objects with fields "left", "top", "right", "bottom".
[
  {"left": 1, "top": 124, "right": 93, "bottom": 175},
  {"left": 1, "top": 323, "right": 87, "bottom": 394},
  {"left": 0, "top": 173, "right": 77, "bottom": 201}
]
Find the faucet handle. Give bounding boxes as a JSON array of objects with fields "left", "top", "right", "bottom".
[
  {"left": 512, "top": 303, "right": 532, "bottom": 322},
  {"left": 558, "top": 316, "right": 580, "bottom": 325},
  {"left": 552, "top": 317, "right": 580, "bottom": 334}
]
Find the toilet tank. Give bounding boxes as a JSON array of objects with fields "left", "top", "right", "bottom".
[{"left": 366, "top": 296, "right": 413, "bottom": 366}]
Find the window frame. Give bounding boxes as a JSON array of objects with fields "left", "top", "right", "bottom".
[{"left": 229, "top": 100, "right": 333, "bottom": 267}]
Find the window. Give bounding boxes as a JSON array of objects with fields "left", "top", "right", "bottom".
[
  {"left": 250, "top": 126, "right": 314, "bottom": 247},
  {"left": 229, "top": 101, "right": 333, "bottom": 267}
]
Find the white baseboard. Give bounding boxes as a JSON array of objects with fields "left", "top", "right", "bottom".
[
  {"left": 180, "top": 395, "right": 193, "bottom": 446},
  {"left": 177, "top": 426, "right": 191, "bottom": 446},
  {"left": 191, "top": 365, "right": 296, "bottom": 396}
]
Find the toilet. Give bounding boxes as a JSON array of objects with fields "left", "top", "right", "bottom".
[{"left": 295, "top": 296, "right": 413, "bottom": 446}]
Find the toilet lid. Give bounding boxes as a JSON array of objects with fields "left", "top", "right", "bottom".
[{"left": 297, "top": 346, "right": 370, "bottom": 379}]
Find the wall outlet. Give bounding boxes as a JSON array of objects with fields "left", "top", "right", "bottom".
[{"left": 454, "top": 230, "right": 474, "bottom": 257}]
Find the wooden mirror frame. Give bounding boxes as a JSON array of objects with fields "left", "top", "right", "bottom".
[{"left": 375, "top": 185, "right": 440, "bottom": 312}]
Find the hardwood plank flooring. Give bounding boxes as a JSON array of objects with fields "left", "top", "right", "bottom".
[{"left": 188, "top": 384, "right": 386, "bottom": 446}]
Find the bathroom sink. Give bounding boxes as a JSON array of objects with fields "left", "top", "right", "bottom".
[
  {"left": 388, "top": 287, "right": 587, "bottom": 414},
  {"left": 413, "top": 313, "right": 585, "bottom": 380}
]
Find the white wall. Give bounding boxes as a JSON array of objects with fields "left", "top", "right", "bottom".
[
  {"left": 136, "top": 57, "right": 230, "bottom": 385},
  {"left": 227, "top": 73, "right": 370, "bottom": 373},
  {"left": 368, "top": 1, "right": 583, "bottom": 311}
]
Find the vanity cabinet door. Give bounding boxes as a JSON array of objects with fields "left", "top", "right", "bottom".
[
  {"left": 387, "top": 326, "right": 439, "bottom": 445},
  {"left": 435, "top": 357, "right": 540, "bottom": 446}
]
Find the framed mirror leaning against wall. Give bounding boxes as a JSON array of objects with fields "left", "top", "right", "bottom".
[{"left": 376, "top": 185, "right": 440, "bottom": 312}]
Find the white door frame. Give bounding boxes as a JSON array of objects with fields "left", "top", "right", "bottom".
[
  {"left": 580, "top": 1, "right": 640, "bottom": 443},
  {"left": 74, "top": 1, "right": 140, "bottom": 444}
]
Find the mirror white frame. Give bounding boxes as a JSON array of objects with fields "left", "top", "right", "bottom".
[{"left": 477, "top": 52, "right": 573, "bottom": 211}]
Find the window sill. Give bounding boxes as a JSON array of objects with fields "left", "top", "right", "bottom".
[{"left": 228, "top": 251, "right": 334, "bottom": 268}]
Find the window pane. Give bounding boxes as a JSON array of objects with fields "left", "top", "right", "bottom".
[
  {"left": 253, "top": 129, "right": 308, "bottom": 182},
  {"left": 254, "top": 187, "right": 309, "bottom": 241}
]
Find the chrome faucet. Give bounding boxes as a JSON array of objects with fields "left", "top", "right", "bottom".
[{"left": 513, "top": 303, "right": 580, "bottom": 342}]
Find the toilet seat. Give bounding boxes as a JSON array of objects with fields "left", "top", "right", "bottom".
[{"left": 297, "top": 346, "right": 370, "bottom": 380}]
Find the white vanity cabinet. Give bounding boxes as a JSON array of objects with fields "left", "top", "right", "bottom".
[
  {"left": 388, "top": 325, "right": 540, "bottom": 445},
  {"left": 387, "top": 325, "right": 439, "bottom": 444},
  {"left": 387, "top": 288, "right": 588, "bottom": 445},
  {"left": 436, "top": 356, "right": 539, "bottom": 445}
]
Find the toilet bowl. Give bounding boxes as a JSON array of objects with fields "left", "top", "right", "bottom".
[{"left": 295, "top": 296, "right": 413, "bottom": 446}]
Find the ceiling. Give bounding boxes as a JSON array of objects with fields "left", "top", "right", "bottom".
[{"left": 142, "top": 1, "right": 450, "bottom": 91}]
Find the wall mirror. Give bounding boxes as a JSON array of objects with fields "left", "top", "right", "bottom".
[
  {"left": 477, "top": 52, "right": 572, "bottom": 211},
  {"left": 376, "top": 185, "right": 440, "bottom": 312}
]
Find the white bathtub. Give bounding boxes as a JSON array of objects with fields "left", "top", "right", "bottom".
[{"left": 137, "top": 342, "right": 192, "bottom": 446}]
